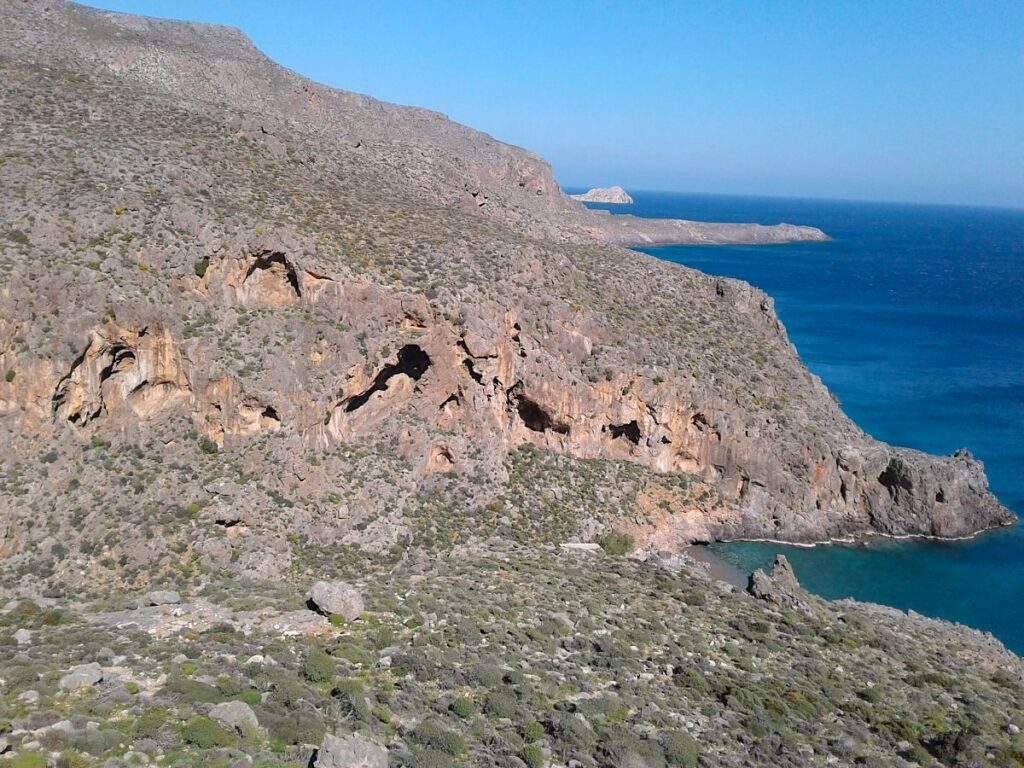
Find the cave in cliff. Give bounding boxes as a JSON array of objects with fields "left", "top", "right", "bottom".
[
  {"left": 244, "top": 251, "right": 302, "bottom": 298},
  {"left": 344, "top": 344, "right": 431, "bottom": 412},
  {"left": 606, "top": 420, "right": 642, "bottom": 445},
  {"left": 508, "top": 386, "right": 569, "bottom": 434}
]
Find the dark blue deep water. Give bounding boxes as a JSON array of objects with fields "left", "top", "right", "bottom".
[{"left": 578, "top": 190, "right": 1024, "bottom": 653}]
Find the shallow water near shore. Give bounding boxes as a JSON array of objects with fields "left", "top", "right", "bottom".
[{"left": 577, "top": 190, "right": 1024, "bottom": 653}]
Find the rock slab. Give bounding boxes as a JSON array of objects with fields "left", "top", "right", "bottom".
[
  {"left": 147, "top": 590, "right": 181, "bottom": 606},
  {"left": 59, "top": 662, "right": 103, "bottom": 690}
]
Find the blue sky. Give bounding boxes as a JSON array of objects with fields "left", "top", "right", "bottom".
[{"left": 81, "top": 1, "right": 1023, "bottom": 208}]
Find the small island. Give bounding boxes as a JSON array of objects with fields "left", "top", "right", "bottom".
[{"left": 570, "top": 185, "right": 634, "bottom": 204}]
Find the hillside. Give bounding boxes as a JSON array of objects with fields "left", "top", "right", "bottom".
[{"left": 0, "top": 3, "right": 1021, "bottom": 767}]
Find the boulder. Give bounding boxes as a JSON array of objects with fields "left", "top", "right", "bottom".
[
  {"left": 13, "top": 628, "right": 32, "bottom": 645},
  {"left": 308, "top": 580, "right": 364, "bottom": 620},
  {"left": 314, "top": 733, "right": 388, "bottom": 768},
  {"left": 209, "top": 700, "right": 259, "bottom": 733},
  {"left": 147, "top": 590, "right": 181, "bottom": 606},
  {"left": 59, "top": 662, "right": 103, "bottom": 691}
]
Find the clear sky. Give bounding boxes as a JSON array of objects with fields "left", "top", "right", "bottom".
[{"left": 80, "top": 1, "right": 1023, "bottom": 208}]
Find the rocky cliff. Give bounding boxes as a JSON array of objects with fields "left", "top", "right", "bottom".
[{"left": 0, "top": 0, "right": 1013, "bottom": 595}]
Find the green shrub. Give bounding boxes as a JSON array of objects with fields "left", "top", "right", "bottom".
[
  {"left": 9, "top": 754, "right": 46, "bottom": 768},
  {"left": 521, "top": 720, "right": 546, "bottom": 743},
  {"left": 597, "top": 531, "right": 635, "bottom": 556},
  {"left": 301, "top": 650, "right": 335, "bottom": 683},
  {"left": 520, "top": 744, "right": 545, "bottom": 768},
  {"left": 193, "top": 258, "right": 209, "bottom": 278},
  {"left": 235, "top": 689, "right": 262, "bottom": 706},
  {"left": 133, "top": 708, "right": 172, "bottom": 740},
  {"left": 182, "top": 716, "right": 233, "bottom": 748},
  {"left": 328, "top": 613, "right": 346, "bottom": 627},
  {"left": 164, "top": 676, "right": 223, "bottom": 704},
  {"left": 484, "top": 691, "right": 518, "bottom": 719},
  {"left": 466, "top": 662, "right": 504, "bottom": 688},
  {"left": 407, "top": 750, "right": 454, "bottom": 768},
  {"left": 262, "top": 708, "right": 326, "bottom": 746},
  {"left": 450, "top": 697, "right": 475, "bottom": 718},
  {"left": 181, "top": 661, "right": 197, "bottom": 676},
  {"left": 5, "top": 665, "right": 39, "bottom": 687},
  {"left": 4, "top": 369, "right": 14, "bottom": 383},
  {"left": 124, "top": 681, "right": 140, "bottom": 695},
  {"left": 661, "top": 729, "right": 699, "bottom": 767},
  {"left": 411, "top": 720, "right": 466, "bottom": 755},
  {"left": 333, "top": 640, "right": 373, "bottom": 666}
]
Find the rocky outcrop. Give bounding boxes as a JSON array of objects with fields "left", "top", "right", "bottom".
[
  {"left": 52, "top": 325, "right": 191, "bottom": 426},
  {"left": 571, "top": 186, "right": 634, "bottom": 204},
  {"left": 747, "top": 555, "right": 802, "bottom": 604}
]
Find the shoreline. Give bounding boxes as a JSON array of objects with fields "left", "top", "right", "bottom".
[{"left": 716, "top": 518, "right": 1017, "bottom": 550}]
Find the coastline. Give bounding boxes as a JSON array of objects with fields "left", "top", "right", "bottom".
[{"left": 720, "top": 518, "right": 1018, "bottom": 549}]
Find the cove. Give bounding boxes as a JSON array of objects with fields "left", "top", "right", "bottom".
[{"left": 581, "top": 190, "right": 1024, "bottom": 654}]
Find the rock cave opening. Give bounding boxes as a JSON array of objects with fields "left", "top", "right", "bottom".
[
  {"left": 878, "top": 459, "right": 913, "bottom": 500},
  {"left": 606, "top": 420, "right": 641, "bottom": 445},
  {"left": 245, "top": 251, "right": 301, "bottom": 297},
  {"left": 344, "top": 344, "right": 431, "bottom": 412},
  {"left": 509, "top": 387, "right": 569, "bottom": 434}
]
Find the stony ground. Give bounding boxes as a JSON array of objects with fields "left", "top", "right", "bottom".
[{"left": 1, "top": 547, "right": 1023, "bottom": 768}]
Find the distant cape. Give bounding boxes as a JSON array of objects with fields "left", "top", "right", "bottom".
[{"left": 570, "top": 185, "right": 634, "bottom": 204}]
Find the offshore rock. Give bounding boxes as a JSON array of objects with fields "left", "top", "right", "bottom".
[{"left": 570, "top": 185, "right": 634, "bottom": 204}]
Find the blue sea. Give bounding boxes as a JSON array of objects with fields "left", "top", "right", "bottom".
[{"left": 577, "top": 190, "right": 1024, "bottom": 654}]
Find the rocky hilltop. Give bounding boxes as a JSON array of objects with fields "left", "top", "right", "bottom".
[
  {"left": 0, "top": 3, "right": 1021, "bottom": 767},
  {"left": 570, "top": 186, "right": 635, "bottom": 204}
]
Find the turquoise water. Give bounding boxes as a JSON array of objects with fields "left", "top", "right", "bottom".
[{"left": 579, "top": 191, "right": 1024, "bottom": 653}]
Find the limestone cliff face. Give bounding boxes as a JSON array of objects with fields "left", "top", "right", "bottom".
[{"left": 0, "top": 1, "right": 1013, "bottom": 589}]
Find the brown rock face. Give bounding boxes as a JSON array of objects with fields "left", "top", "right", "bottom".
[
  {"left": 0, "top": 1, "right": 1013, "bottom": 592},
  {"left": 52, "top": 325, "right": 191, "bottom": 425}
]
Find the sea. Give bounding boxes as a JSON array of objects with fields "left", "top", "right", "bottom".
[{"left": 574, "top": 190, "right": 1024, "bottom": 654}]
